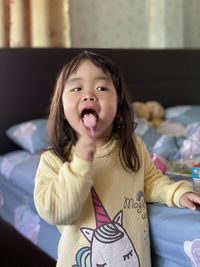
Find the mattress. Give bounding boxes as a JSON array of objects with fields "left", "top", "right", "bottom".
[
  {"left": 0, "top": 151, "right": 60, "bottom": 259},
  {"left": 148, "top": 203, "right": 200, "bottom": 267}
]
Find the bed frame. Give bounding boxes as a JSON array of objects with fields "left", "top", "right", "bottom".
[{"left": 1, "top": 48, "right": 200, "bottom": 155}]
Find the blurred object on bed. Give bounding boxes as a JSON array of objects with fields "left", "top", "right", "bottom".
[
  {"left": 133, "top": 102, "right": 200, "bottom": 178},
  {"left": 165, "top": 105, "right": 200, "bottom": 126},
  {"left": 150, "top": 153, "right": 167, "bottom": 173},
  {"left": 132, "top": 101, "right": 150, "bottom": 120},
  {"left": 133, "top": 100, "right": 165, "bottom": 128},
  {"left": 156, "top": 120, "right": 186, "bottom": 136},
  {"left": 192, "top": 163, "right": 200, "bottom": 195},
  {"left": 135, "top": 119, "right": 161, "bottom": 151}
]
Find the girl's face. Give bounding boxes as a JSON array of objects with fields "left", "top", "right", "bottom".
[{"left": 62, "top": 59, "right": 118, "bottom": 146}]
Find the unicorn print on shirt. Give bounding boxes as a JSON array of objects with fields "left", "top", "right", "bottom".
[{"left": 72, "top": 187, "right": 140, "bottom": 267}]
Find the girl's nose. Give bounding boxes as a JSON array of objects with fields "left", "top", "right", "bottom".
[{"left": 82, "top": 95, "right": 96, "bottom": 102}]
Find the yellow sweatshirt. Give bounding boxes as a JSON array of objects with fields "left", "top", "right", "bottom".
[{"left": 34, "top": 136, "right": 192, "bottom": 267}]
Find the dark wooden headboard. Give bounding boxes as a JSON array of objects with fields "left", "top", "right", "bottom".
[{"left": 1, "top": 48, "right": 200, "bottom": 155}]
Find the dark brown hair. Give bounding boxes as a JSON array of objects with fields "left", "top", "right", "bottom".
[{"left": 48, "top": 50, "right": 140, "bottom": 172}]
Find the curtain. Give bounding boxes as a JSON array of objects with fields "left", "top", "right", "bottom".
[
  {"left": 147, "top": 0, "right": 184, "bottom": 48},
  {"left": 0, "top": 0, "right": 71, "bottom": 47}
]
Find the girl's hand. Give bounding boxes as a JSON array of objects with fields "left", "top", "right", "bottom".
[
  {"left": 179, "top": 192, "right": 200, "bottom": 211},
  {"left": 74, "top": 133, "right": 96, "bottom": 162}
]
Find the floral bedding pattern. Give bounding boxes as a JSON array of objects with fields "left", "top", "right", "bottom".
[
  {"left": 184, "top": 239, "right": 200, "bottom": 267},
  {"left": 0, "top": 150, "right": 41, "bottom": 244},
  {"left": 0, "top": 150, "right": 39, "bottom": 179}
]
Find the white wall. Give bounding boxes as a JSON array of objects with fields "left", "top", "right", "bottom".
[{"left": 69, "top": 0, "right": 200, "bottom": 48}]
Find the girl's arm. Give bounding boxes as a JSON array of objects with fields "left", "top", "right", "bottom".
[{"left": 34, "top": 150, "right": 93, "bottom": 225}]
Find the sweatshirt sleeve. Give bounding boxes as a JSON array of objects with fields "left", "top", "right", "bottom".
[
  {"left": 34, "top": 150, "right": 93, "bottom": 225},
  {"left": 138, "top": 138, "right": 194, "bottom": 207}
]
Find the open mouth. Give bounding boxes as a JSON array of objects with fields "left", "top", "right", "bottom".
[{"left": 81, "top": 108, "right": 98, "bottom": 125}]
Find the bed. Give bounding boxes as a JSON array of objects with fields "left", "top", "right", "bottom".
[{"left": 0, "top": 48, "right": 200, "bottom": 266}]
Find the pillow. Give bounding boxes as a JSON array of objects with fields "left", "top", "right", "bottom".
[
  {"left": 185, "top": 122, "right": 200, "bottom": 137},
  {"left": 6, "top": 119, "right": 49, "bottom": 153},
  {"left": 151, "top": 135, "right": 183, "bottom": 160},
  {"left": 165, "top": 105, "right": 200, "bottom": 126},
  {"left": 135, "top": 119, "right": 161, "bottom": 152}
]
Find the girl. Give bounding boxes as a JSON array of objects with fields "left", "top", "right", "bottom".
[{"left": 34, "top": 51, "right": 200, "bottom": 267}]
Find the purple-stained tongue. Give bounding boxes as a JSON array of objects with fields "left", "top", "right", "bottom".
[{"left": 83, "top": 113, "right": 97, "bottom": 129}]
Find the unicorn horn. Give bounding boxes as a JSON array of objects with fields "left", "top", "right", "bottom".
[{"left": 91, "top": 187, "right": 111, "bottom": 228}]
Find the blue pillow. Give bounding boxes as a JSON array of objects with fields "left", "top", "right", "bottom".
[
  {"left": 165, "top": 105, "right": 200, "bottom": 126},
  {"left": 135, "top": 120, "right": 161, "bottom": 151},
  {"left": 6, "top": 119, "right": 49, "bottom": 153},
  {"left": 152, "top": 135, "right": 183, "bottom": 160}
]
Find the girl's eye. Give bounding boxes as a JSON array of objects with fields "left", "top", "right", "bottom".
[
  {"left": 96, "top": 86, "right": 108, "bottom": 91},
  {"left": 70, "top": 88, "right": 81, "bottom": 92}
]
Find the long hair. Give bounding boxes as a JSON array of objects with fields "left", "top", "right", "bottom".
[{"left": 48, "top": 50, "right": 140, "bottom": 172}]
